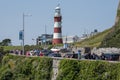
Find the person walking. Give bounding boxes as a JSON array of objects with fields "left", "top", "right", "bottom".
[{"left": 78, "top": 50, "right": 81, "bottom": 60}]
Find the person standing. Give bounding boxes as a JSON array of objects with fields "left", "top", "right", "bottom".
[{"left": 78, "top": 50, "right": 81, "bottom": 60}]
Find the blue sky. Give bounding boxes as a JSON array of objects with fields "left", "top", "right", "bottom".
[{"left": 0, "top": 0, "right": 119, "bottom": 45}]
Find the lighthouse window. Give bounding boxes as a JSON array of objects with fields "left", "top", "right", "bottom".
[{"left": 55, "top": 10, "right": 60, "bottom": 13}]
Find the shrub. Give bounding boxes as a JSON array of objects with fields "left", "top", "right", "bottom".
[
  {"left": 0, "top": 55, "right": 53, "bottom": 80},
  {"left": 57, "top": 59, "right": 120, "bottom": 80}
]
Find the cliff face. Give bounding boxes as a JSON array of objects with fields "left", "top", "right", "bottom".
[{"left": 100, "top": 1, "right": 120, "bottom": 47}]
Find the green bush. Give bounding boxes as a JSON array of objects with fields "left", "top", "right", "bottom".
[
  {"left": 0, "top": 55, "right": 53, "bottom": 80},
  {"left": 0, "top": 69, "right": 13, "bottom": 80},
  {"left": 1, "top": 55, "right": 120, "bottom": 80},
  {"left": 57, "top": 59, "right": 120, "bottom": 80}
]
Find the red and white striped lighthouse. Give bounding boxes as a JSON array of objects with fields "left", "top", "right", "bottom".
[{"left": 52, "top": 6, "right": 63, "bottom": 44}]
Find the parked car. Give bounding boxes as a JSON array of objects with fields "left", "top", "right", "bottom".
[
  {"left": 26, "top": 51, "right": 33, "bottom": 56},
  {"left": 101, "top": 53, "right": 120, "bottom": 61},
  {"left": 51, "top": 48, "right": 60, "bottom": 52},
  {"left": 64, "top": 53, "right": 78, "bottom": 59},
  {"left": 41, "top": 49, "right": 53, "bottom": 56},
  {"left": 60, "top": 48, "right": 70, "bottom": 53},
  {"left": 48, "top": 53, "right": 61, "bottom": 57},
  {"left": 39, "top": 51, "right": 44, "bottom": 56}
]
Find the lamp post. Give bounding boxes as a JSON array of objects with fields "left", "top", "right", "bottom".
[{"left": 22, "top": 13, "right": 31, "bottom": 55}]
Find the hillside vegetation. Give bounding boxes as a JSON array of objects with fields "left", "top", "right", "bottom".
[
  {"left": 1, "top": 55, "right": 120, "bottom": 80},
  {"left": 0, "top": 55, "right": 53, "bottom": 80},
  {"left": 75, "top": 28, "right": 112, "bottom": 48},
  {"left": 100, "top": 10, "right": 120, "bottom": 47},
  {"left": 75, "top": 9, "right": 120, "bottom": 48},
  {"left": 57, "top": 59, "right": 120, "bottom": 80}
]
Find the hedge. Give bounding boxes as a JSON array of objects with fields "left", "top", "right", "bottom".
[
  {"left": 57, "top": 59, "right": 120, "bottom": 80},
  {"left": 0, "top": 55, "right": 53, "bottom": 80}
]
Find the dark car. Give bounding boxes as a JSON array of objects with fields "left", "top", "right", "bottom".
[
  {"left": 41, "top": 50, "right": 54, "bottom": 56},
  {"left": 64, "top": 53, "right": 78, "bottom": 59},
  {"left": 48, "top": 53, "right": 61, "bottom": 57},
  {"left": 60, "top": 48, "right": 70, "bottom": 53},
  {"left": 101, "top": 53, "right": 120, "bottom": 61}
]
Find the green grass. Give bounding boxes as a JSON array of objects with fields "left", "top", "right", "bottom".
[
  {"left": 117, "top": 10, "right": 120, "bottom": 17},
  {"left": 0, "top": 46, "right": 22, "bottom": 51},
  {"left": 75, "top": 28, "right": 112, "bottom": 48},
  {"left": 99, "top": 10, "right": 120, "bottom": 47}
]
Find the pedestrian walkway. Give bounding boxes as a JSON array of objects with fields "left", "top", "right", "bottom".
[{"left": 51, "top": 58, "right": 60, "bottom": 80}]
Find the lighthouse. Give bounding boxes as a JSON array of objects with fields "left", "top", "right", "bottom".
[{"left": 52, "top": 6, "right": 63, "bottom": 44}]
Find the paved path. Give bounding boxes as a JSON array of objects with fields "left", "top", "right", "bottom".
[{"left": 51, "top": 58, "right": 61, "bottom": 80}]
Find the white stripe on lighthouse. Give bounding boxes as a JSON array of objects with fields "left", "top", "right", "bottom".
[
  {"left": 54, "top": 22, "right": 61, "bottom": 28},
  {"left": 55, "top": 13, "right": 61, "bottom": 17},
  {"left": 53, "top": 33, "right": 62, "bottom": 39}
]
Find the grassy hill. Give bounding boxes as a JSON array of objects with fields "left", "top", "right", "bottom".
[
  {"left": 100, "top": 10, "right": 120, "bottom": 47},
  {"left": 75, "top": 8, "right": 120, "bottom": 48},
  {"left": 75, "top": 28, "right": 112, "bottom": 48}
]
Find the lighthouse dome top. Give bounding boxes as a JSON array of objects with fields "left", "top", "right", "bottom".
[
  {"left": 55, "top": 6, "right": 60, "bottom": 10},
  {"left": 54, "top": 4, "right": 61, "bottom": 17}
]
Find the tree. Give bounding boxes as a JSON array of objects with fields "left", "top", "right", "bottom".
[{"left": 0, "top": 39, "right": 11, "bottom": 46}]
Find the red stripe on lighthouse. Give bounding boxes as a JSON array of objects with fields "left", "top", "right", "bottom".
[
  {"left": 54, "top": 28, "right": 61, "bottom": 33},
  {"left": 54, "top": 17, "right": 61, "bottom": 22},
  {"left": 53, "top": 39, "right": 63, "bottom": 44}
]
